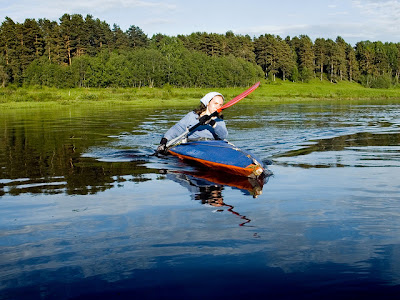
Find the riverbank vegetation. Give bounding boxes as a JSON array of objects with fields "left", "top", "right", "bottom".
[
  {"left": 2, "top": 14, "right": 400, "bottom": 90},
  {"left": 1, "top": 79, "right": 400, "bottom": 109}
]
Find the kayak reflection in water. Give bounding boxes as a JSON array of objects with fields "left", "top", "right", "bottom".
[
  {"left": 156, "top": 92, "right": 228, "bottom": 155},
  {"left": 163, "top": 170, "right": 258, "bottom": 226}
]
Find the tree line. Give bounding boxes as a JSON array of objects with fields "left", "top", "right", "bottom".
[{"left": 1, "top": 14, "right": 399, "bottom": 88}]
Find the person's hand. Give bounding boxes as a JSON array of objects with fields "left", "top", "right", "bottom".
[
  {"left": 208, "top": 119, "right": 216, "bottom": 127},
  {"left": 156, "top": 137, "right": 168, "bottom": 155},
  {"left": 198, "top": 114, "right": 212, "bottom": 125}
]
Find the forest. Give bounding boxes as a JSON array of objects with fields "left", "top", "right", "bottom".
[{"left": 1, "top": 13, "right": 399, "bottom": 88}]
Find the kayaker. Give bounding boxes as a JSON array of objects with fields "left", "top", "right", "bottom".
[{"left": 156, "top": 92, "right": 228, "bottom": 154}]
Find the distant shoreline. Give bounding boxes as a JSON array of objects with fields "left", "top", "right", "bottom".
[{"left": 1, "top": 80, "right": 400, "bottom": 109}]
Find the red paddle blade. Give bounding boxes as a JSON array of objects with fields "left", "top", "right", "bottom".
[{"left": 217, "top": 81, "right": 260, "bottom": 113}]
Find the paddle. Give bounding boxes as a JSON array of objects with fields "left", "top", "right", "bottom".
[{"left": 165, "top": 81, "right": 261, "bottom": 149}]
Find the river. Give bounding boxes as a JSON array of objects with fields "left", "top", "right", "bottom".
[{"left": 1, "top": 99, "right": 400, "bottom": 299}]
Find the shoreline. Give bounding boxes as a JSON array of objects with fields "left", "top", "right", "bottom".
[{"left": 1, "top": 80, "right": 400, "bottom": 109}]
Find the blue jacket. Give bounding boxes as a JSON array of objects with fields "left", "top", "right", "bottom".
[{"left": 164, "top": 111, "right": 228, "bottom": 141}]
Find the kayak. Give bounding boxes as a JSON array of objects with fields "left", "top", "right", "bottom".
[{"left": 168, "top": 140, "right": 265, "bottom": 178}]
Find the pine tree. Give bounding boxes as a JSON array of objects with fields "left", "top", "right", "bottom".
[
  {"left": 225, "top": 31, "right": 255, "bottom": 63},
  {"left": 126, "top": 25, "right": 149, "bottom": 49},
  {"left": 346, "top": 44, "right": 359, "bottom": 82},
  {"left": 289, "top": 35, "right": 314, "bottom": 81},
  {"left": 254, "top": 34, "right": 280, "bottom": 80},
  {"left": 0, "top": 17, "right": 17, "bottom": 66},
  {"left": 326, "top": 39, "right": 340, "bottom": 82},
  {"left": 373, "top": 41, "right": 389, "bottom": 75},
  {"left": 278, "top": 38, "right": 295, "bottom": 81},
  {"left": 85, "top": 15, "right": 113, "bottom": 55},
  {"left": 356, "top": 41, "right": 376, "bottom": 79},
  {"left": 0, "top": 17, "right": 18, "bottom": 83},
  {"left": 314, "top": 38, "right": 327, "bottom": 81},
  {"left": 335, "top": 36, "right": 347, "bottom": 81},
  {"left": 112, "top": 24, "right": 129, "bottom": 51},
  {"left": 38, "top": 18, "right": 59, "bottom": 62},
  {"left": 59, "top": 14, "right": 74, "bottom": 65}
]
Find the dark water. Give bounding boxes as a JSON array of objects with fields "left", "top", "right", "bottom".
[{"left": 1, "top": 100, "right": 400, "bottom": 299}]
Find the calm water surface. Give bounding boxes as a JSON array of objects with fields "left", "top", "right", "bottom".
[{"left": 1, "top": 100, "right": 400, "bottom": 299}]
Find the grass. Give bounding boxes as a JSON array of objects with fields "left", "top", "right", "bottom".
[
  {"left": 257, "top": 79, "right": 400, "bottom": 100},
  {"left": 1, "top": 79, "right": 400, "bottom": 109}
]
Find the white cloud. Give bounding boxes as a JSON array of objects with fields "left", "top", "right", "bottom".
[
  {"left": 69, "top": 0, "right": 177, "bottom": 11},
  {"left": 141, "top": 18, "right": 174, "bottom": 27},
  {"left": 234, "top": 1, "right": 400, "bottom": 44},
  {"left": 328, "top": 11, "right": 349, "bottom": 16},
  {"left": 0, "top": 0, "right": 177, "bottom": 23},
  {"left": 2, "top": 0, "right": 400, "bottom": 44},
  {"left": 236, "top": 20, "right": 398, "bottom": 45},
  {"left": 352, "top": 0, "right": 400, "bottom": 23},
  {"left": 351, "top": 0, "right": 400, "bottom": 39},
  {"left": 237, "top": 24, "right": 310, "bottom": 38}
]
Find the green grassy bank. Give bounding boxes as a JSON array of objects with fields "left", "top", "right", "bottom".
[{"left": 1, "top": 79, "right": 400, "bottom": 109}]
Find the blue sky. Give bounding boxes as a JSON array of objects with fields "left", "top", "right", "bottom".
[{"left": 1, "top": 0, "right": 400, "bottom": 45}]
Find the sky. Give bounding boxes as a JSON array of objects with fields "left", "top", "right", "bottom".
[{"left": 1, "top": 0, "right": 400, "bottom": 45}]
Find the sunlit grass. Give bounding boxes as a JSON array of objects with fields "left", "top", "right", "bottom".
[{"left": 1, "top": 79, "right": 400, "bottom": 109}]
